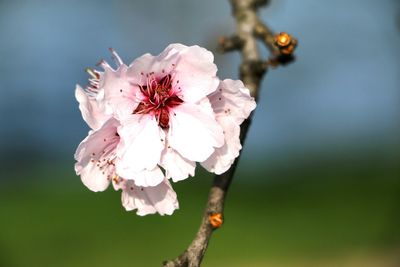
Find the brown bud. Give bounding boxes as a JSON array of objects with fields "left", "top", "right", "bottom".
[
  {"left": 275, "top": 32, "right": 291, "bottom": 47},
  {"left": 209, "top": 213, "right": 223, "bottom": 229},
  {"left": 274, "top": 32, "right": 297, "bottom": 55}
]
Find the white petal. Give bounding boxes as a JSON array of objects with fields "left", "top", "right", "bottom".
[
  {"left": 201, "top": 116, "right": 241, "bottom": 174},
  {"left": 160, "top": 145, "right": 196, "bottom": 182},
  {"left": 173, "top": 45, "right": 219, "bottom": 103},
  {"left": 75, "top": 85, "right": 110, "bottom": 130},
  {"left": 74, "top": 119, "right": 119, "bottom": 192},
  {"left": 75, "top": 162, "right": 111, "bottom": 192},
  {"left": 209, "top": 79, "right": 256, "bottom": 125},
  {"left": 121, "top": 179, "right": 179, "bottom": 216},
  {"left": 117, "top": 167, "right": 164, "bottom": 187},
  {"left": 102, "top": 65, "right": 139, "bottom": 121},
  {"left": 116, "top": 114, "right": 164, "bottom": 173},
  {"left": 127, "top": 46, "right": 180, "bottom": 82},
  {"left": 168, "top": 102, "right": 224, "bottom": 162},
  {"left": 161, "top": 43, "right": 188, "bottom": 53}
]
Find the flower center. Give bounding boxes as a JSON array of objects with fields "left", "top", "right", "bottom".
[{"left": 133, "top": 74, "right": 183, "bottom": 128}]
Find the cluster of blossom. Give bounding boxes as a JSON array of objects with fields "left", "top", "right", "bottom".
[{"left": 74, "top": 44, "right": 256, "bottom": 216}]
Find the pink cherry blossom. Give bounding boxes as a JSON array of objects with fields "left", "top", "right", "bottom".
[
  {"left": 101, "top": 44, "right": 235, "bottom": 185},
  {"left": 74, "top": 54, "right": 179, "bottom": 216},
  {"left": 74, "top": 44, "right": 256, "bottom": 216}
]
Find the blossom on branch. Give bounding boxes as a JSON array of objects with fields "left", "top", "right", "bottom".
[{"left": 74, "top": 44, "right": 256, "bottom": 216}]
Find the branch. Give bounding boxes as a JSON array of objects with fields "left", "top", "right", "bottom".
[
  {"left": 163, "top": 0, "right": 296, "bottom": 266},
  {"left": 254, "top": 20, "right": 280, "bottom": 56},
  {"left": 218, "top": 35, "right": 244, "bottom": 53}
]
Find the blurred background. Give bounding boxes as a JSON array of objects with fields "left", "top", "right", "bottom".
[{"left": 1, "top": 0, "right": 399, "bottom": 266}]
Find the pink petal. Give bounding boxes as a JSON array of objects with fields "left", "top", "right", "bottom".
[
  {"left": 173, "top": 45, "right": 219, "bottom": 103},
  {"left": 117, "top": 167, "right": 164, "bottom": 187},
  {"left": 160, "top": 144, "right": 196, "bottom": 182},
  {"left": 74, "top": 119, "right": 120, "bottom": 192},
  {"left": 116, "top": 114, "right": 164, "bottom": 174},
  {"left": 75, "top": 85, "right": 110, "bottom": 130},
  {"left": 121, "top": 179, "right": 179, "bottom": 216},
  {"left": 168, "top": 102, "right": 224, "bottom": 162},
  {"left": 102, "top": 65, "right": 139, "bottom": 121},
  {"left": 209, "top": 79, "right": 256, "bottom": 125},
  {"left": 201, "top": 116, "right": 242, "bottom": 174},
  {"left": 127, "top": 46, "right": 181, "bottom": 82}
]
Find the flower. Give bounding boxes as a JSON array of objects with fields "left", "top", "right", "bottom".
[
  {"left": 74, "top": 51, "right": 178, "bottom": 216},
  {"left": 74, "top": 44, "right": 256, "bottom": 216},
  {"left": 101, "top": 44, "right": 255, "bottom": 185},
  {"left": 101, "top": 44, "right": 226, "bottom": 186}
]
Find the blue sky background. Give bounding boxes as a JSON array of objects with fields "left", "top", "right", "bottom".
[{"left": 0, "top": 0, "right": 399, "bottom": 176}]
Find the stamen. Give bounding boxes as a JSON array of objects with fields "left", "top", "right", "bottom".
[
  {"left": 112, "top": 175, "right": 120, "bottom": 184},
  {"left": 96, "top": 59, "right": 112, "bottom": 70},
  {"left": 149, "top": 77, "right": 158, "bottom": 91},
  {"left": 133, "top": 74, "right": 184, "bottom": 128},
  {"left": 85, "top": 68, "right": 98, "bottom": 79},
  {"left": 108, "top": 47, "right": 123, "bottom": 67}
]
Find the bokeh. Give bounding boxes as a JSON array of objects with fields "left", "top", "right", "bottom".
[{"left": 1, "top": 0, "right": 399, "bottom": 266}]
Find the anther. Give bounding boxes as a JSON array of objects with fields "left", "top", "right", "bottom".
[
  {"left": 112, "top": 175, "right": 120, "bottom": 184},
  {"left": 85, "top": 68, "right": 98, "bottom": 79}
]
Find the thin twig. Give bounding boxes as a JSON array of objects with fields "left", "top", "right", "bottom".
[
  {"left": 218, "top": 35, "right": 244, "bottom": 53},
  {"left": 163, "top": 0, "right": 287, "bottom": 266},
  {"left": 254, "top": 20, "right": 280, "bottom": 56}
]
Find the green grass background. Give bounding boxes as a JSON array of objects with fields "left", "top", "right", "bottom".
[{"left": 1, "top": 160, "right": 399, "bottom": 267}]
